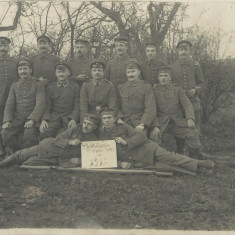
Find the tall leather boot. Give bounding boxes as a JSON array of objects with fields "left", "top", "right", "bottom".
[
  {"left": 188, "top": 148, "right": 200, "bottom": 159},
  {"left": 0, "top": 135, "right": 5, "bottom": 157},
  {"left": 175, "top": 138, "right": 186, "bottom": 154}
]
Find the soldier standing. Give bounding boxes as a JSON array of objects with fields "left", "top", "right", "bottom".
[
  {"left": 2, "top": 59, "right": 46, "bottom": 153},
  {"left": 39, "top": 62, "right": 80, "bottom": 140},
  {"left": 140, "top": 42, "right": 167, "bottom": 85},
  {"left": 105, "top": 37, "right": 133, "bottom": 88},
  {"left": 30, "top": 35, "right": 60, "bottom": 85},
  {"left": 80, "top": 58, "right": 118, "bottom": 121},
  {"left": 170, "top": 40, "right": 206, "bottom": 153},
  {"left": 117, "top": 59, "right": 156, "bottom": 135},
  {"left": 0, "top": 37, "right": 18, "bottom": 156},
  {"left": 150, "top": 66, "right": 201, "bottom": 159},
  {"left": 68, "top": 39, "right": 91, "bottom": 88}
]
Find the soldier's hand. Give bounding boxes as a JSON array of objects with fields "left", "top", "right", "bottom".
[
  {"left": 117, "top": 119, "right": 124, "bottom": 124},
  {"left": 38, "top": 77, "right": 49, "bottom": 85},
  {"left": 135, "top": 124, "right": 145, "bottom": 132},
  {"left": 76, "top": 74, "right": 87, "bottom": 82},
  {"left": 115, "top": 137, "right": 127, "bottom": 145},
  {"left": 187, "top": 88, "right": 196, "bottom": 97},
  {"left": 150, "top": 127, "right": 161, "bottom": 142},
  {"left": 24, "top": 120, "right": 34, "bottom": 128},
  {"left": 187, "top": 119, "right": 196, "bottom": 128},
  {"left": 40, "top": 120, "right": 48, "bottom": 133},
  {"left": 68, "top": 120, "right": 76, "bottom": 129},
  {"left": 2, "top": 122, "right": 12, "bottom": 129},
  {"left": 68, "top": 139, "right": 81, "bottom": 146}
]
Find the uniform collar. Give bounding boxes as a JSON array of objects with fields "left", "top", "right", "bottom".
[
  {"left": 38, "top": 52, "right": 51, "bottom": 58},
  {"left": 75, "top": 55, "right": 89, "bottom": 61},
  {"left": 0, "top": 55, "right": 10, "bottom": 61},
  {"left": 92, "top": 78, "right": 104, "bottom": 86},
  {"left": 146, "top": 59, "right": 157, "bottom": 65},
  {"left": 19, "top": 76, "right": 33, "bottom": 84},
  {"left": 128, "top": 79, "right": 141, "bottom": 87},
  {"left": 116, "top": 54, "right": 128, "bottom": 61},
  {"left": 178, "top": 59, "right": 192, "bottom": 66},
  {"left": 57, "top": 79, "right": 70, "bottom": 88},
  {"left": 159, "top": 83, "right": 172, "bottom": 90}
]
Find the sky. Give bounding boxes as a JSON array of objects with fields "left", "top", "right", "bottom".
[{"left": 0, "top": 1, "right": 235, "bottom": 58}]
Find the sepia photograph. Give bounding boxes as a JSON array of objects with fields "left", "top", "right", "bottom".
[{"left": 0, "top": 0, "right": 234, "bottom": 234}]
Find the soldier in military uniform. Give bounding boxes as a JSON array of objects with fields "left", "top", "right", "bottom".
[
  {"left": 140, "top": 42, "right": 167, "bottom": 85},
  {"left": 0, "top": 37, "right": 18, "bottom": 156},
  {"left": 30, "top": 35, "right": 60, "bottom": 85},
  {"left": 117, "top": 59, "right": 156, "bottom": 135},
  {"left": 80, "top": 58, "right": 118, "bottom": 121},
  {"left": 98, "top": 110, "right": 214, "bottom": 174},
  {"left": 1, "top": 59, "right": 46, "bottom": 153},
  {"left": 68, "top": 39, "right": 91, "bottom": 88},
  {"left": 150, "top": 66, "right": 201, "bottom": 159},
  {"left": 39, "top": 62, "right": 80, "bottom": 140},
  {"left": 105, "top": 37, "right": 133, "bottom": 88},
  {"left": 0, "top": 113, "right": 99, "bottom": 168}
]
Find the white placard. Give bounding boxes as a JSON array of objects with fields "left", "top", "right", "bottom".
[{"left": 81, "top": 140, "right": 117, "bottom": 169}]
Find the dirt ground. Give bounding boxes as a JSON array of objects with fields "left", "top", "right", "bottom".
[{"left": 0, "top": 152, "right": 235, "bottom": 230}]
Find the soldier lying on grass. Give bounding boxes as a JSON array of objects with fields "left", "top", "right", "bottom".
[
  {"left": 0, "top": 113, "right": 99, "bottom": 168},
  {"left": 99, "top": 109, "right": 214, "bottom": 174}
]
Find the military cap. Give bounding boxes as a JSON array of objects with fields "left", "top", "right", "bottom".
[
  {"left": 17, "top": 58, "right": 32, "bottom": 68},
  {"left": 83, "top": 113, "right": 99, "bottom": 124},
  {"left": 125, "top": 59, "right": 141, "bottom": 70},
  {"left": 157, "top": 66, "right": 172, "bottom": 75},
  {"left": 37, "top": 35, "right": 51, "bottom": 44},
  {"left": 114, "top": 37, "right": 128, "bottom": 43},
  {"left": 101, "top": 109, "right": 116, "bottom": 118},
  {"left": 176, "top": 40, "right": 192, "bottom": 49},
  {"left": 145, "top": 42, "right": 157, "bottom": 48},
  {"left": 0, "top": 37, "right": 11, "bottom": 44},
  {"left": 75, "top": 38, "right": 89, "bottom": 45},
  {"left": 90, "top": 58, "right": 106, "bottom": 69},
  {"left": 55, "top": 61, "right": 71, "bottom": 71}
]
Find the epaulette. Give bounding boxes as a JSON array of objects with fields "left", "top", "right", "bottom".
[
  {"left": 193, "top": 60, "right": 200, "bottom": 66},
  {"left": 71, "top": 81, "right": 79, "bottom": 86},
  {"left": 172, "top": 83, "right": 178, "bottom": 86},
  {"left": 48, "top": 81, "right": 57, "bottom": 86},
  {"left": 85, "top": 79, "right": 91, "bottom": 83},
  {"left": 104, "top": 79, "right": 112, "bottom": 84}
]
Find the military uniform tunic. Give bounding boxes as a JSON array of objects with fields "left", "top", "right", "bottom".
[
  {"left": 105, "top": 55, "right": 133, "bottom": 88},
  {"left": 80, "top": 79, "right": 118, "bottom": 120},
  {"left": 117, "top": 80, "right": 156, "bottom": 127},
  {"left": 22, "top": 125, "right": 98, "bottom": 167},
  {"left": 30, "top": 53, "right": 60, "bottom": 84},
  {"left": 170, "top": 60, "right": 205, "bottom": 111},
  {"left": 40, "top": 80, "right": 80, "bottom": 139},
  {"left": 0, "top": 56, "right": 18, "bottom": 124},
  {"left": 2, "top": 77, "right": 46, "bottom": 150},
  {"left": 152, "top": 83, "right": 200, "bottom": 149},
  {"left": 99, "top": 124, "right": 198, "bottom": 172},
  {"left": 140, "top": 59, "right": 167, "bottom": 85},
  {"left": 68, "top": 56, "right": 91, "bottom": 87}
]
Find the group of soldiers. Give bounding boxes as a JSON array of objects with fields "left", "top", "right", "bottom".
[{"left": 0, "top": 34, "right": 214, "bottom": 174}]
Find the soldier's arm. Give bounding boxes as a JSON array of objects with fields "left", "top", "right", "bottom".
[
  {"left": 107, "top": 84, "right": 118, "bottom": 116},
  {"left": 29, "top": 82, "right": 46, "bottom": 123},
  {"left": 178, "top": 87, "right": 195, "bottom": 121},
  {"left": 104, "top": 61, "right": 111, "bottom": 81},
  {"left": 141, "top": 85, "right": 156, "bottom": 126},
  {"left": 194, "top": 62, "right": 206, "bottom": 96},
  {"left": 69, "top": 84, "right": 80, "bottom": 123},
  {"left": 41, "top": 86, "right": 52, "bottom": 121},
  {"left": 54, "top": 126, "right": 76, "bottom": 148},
  {"left": 80, "top": 83, "right": 89, "bottom": 122},
  {"left": 116, "top": 85, "right": 125, "bottom": 121},
  {"left": 3, "top": 84, "right": 16, "bottom": 123}
]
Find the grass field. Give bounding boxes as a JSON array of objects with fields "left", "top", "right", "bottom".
[{"left": 0, "top": 153, "right": 234, "bottom": 230}]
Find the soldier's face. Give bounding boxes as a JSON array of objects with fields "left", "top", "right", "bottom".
[
  {"left": 115, "top": 42, "right": 127, "bottom": 56},
  {"left": 82, "top": 119, "right": 97, "bottom": 133},
  {"left": 91, "top": 67, "right": 104, "bottom": 80},
  {"left": 158, "top": 72, "right": 171, "bottom": 85},
  {"left": 18, "top": 66, "right": 32, "bottom": 79},
  {"left": 177, "top": 46, "right": 191, "bottom": 60},
  {"left": 74, "top": 44, "right": 88, "bottom": 57},
  {"left": 37, "top": 39, "right": 51, "bottom": 53},
  {"left": 145, "top": 46, "right": 157, "bottom": 60},
  {"left": 0, "top": 43, "right": 10, "bottom": 56},
  {"left": 102, "top": 114, "right": 115, "bottom": 129},
  {"left": 126, "top": 68, "right": 140, "bottom": 83},
  {"left": 56, "top": 67, "right": 70, "bottom": 82}
]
